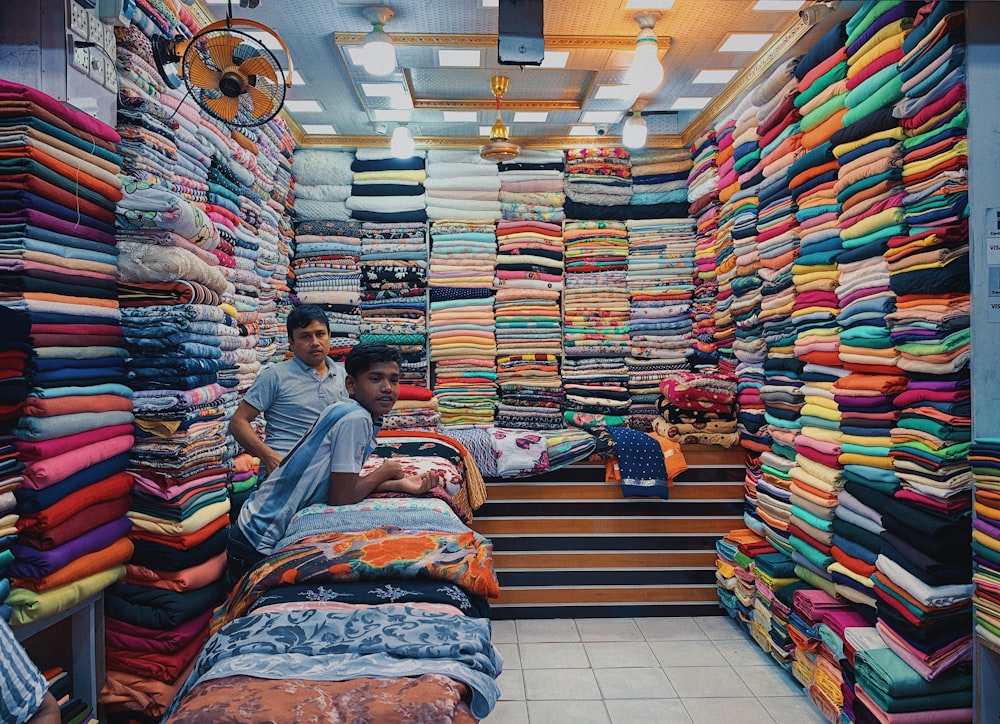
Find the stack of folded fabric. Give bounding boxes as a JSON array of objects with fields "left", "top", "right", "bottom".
[
  {"left": 498, "top": 149, "right": 565, "bottom": 223},
  {"left": 0, "top": 79, "right": 133, "bottom": 630},
  {"left": 425, "top": 149, "right": 501, "bottom": 222},
  {"left": 562, "top": 147, "right": 632, "bottom": 221},
  {"left": 628, "top": 148, "right": 693, "bottom": 220},
  {"left": 561, "top": 357, "right": 630, "bottom": 427},
  {"left": 562, "top": 219, "right": 630, "bottom": 359},
  {"left": 359, "top": 221, "right": 428, "bottom": 386},
  {"left": 791, "top": 587, "right": 854, "bottom": 719},
  {"left": 652, "top": 368, "right": 739, "bottom": 448},
  {"left": 493, "top": 220, "right": 564, "bottom": 430},
  {"left": 346, "top": 149, "right": 427, "bottom": 224},
  {"left": 732, "top": 529, "right": 776, "bottom": 628},
  {"left": 625, "top": 219, "right": 698, "bottom": 389},
  {"left": 854, "top": 645, "right": 972, "bottom": 723},
  {"left": 382, "top": 383, "right": 441, "bottom": 431},
  {"left": 290, "top": 219, "right": 362, "bottom": 356},
  {"left": 428, "top": 222, "right": 497, "bottom": 426},
  {"left": 540, "top": 427, "right": 597, "bottom": 471},
  {"left": 715, "top": 528, "right": 748, "bottom": 619},
  {"left": 291, "top": 149, "right": 353, "bottom": 222},
  {"left": 750, "top": 550, "right": 802, "bottom": 667},
  {"left": 687, "top": 129, "right": 726, "bottom": 369},
  {"left": 970, "top": 439, "right": 1000, "bottom": 650}
]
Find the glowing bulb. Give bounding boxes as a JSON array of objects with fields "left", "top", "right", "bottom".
[
  {"left": 626, "top": 27, "right": 664, "bottom": 93},
  {"left": 362, "top": 26, "right": 396, "bottom": 75},
  {"left": 391, "top": 126, "right": 414, "bottom": 158},
  {"left": 622, "top": 112, "right": 647, "bottom": 149}
]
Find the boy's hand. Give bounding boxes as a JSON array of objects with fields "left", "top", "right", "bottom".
[{"left": 378, "top": 459, "right": 405, "bottom": 480}]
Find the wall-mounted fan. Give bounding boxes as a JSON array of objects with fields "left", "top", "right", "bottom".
[{"left": 152, "top": 17, "right": 293, "bottom": 127}]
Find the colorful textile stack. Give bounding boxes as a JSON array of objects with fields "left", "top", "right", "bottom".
[
  {"left": 428, "top": 222, "right": 497, "bottom": 426},
  {"left": 751, "top": 549, "right": 802, "bottom": 667},
  {"left": 854, "top": 645, "right": 972, "bottom": 723},
  {"left": 359, "top": 221, "right": 428, "bottom": 386},
  {"left": 757, "top": 357, "right": 805, "bottom": 546},
  {"left": 561, "top": 357, "right": 630, "bottom": 428},
  {"left": 291, "top": 149, "right": 353, "bottom": 222},
  {"left": 562, "top": 147, "right": 632, "bottom": 221},
  {"left": 629, "top": 148, "right": 693, "bottom": 221},
  {"left": 971, "top": 439, "right": 1000, "bottom": 653},
  {"left": 290, "top": 219, "right": 362, "bottom": 356},
  {"left": 346, "top": 149, "right": 427, "bottom": 224},
  {"left": 498, "top": 149, "right": 565, "bottom": 223},
  {"left": 625, "top": 218, "right": 697, "bottom": 370},
  {"left": 493, "top": 220, "right": 564, "bottom": 430},
  {"left": 425, "top": 149, "right": 501, "bottom": 222},
  {"left": 0, "top": 79, "right": 132, "bottom": 629},
  {"left": 687, "top": 130, "right": 729, "bottom": 369},
  {"left": 652, "top": 368, "right": 739, "bottom": 448},
  {"left": 382, "top": 383, "right": 440, "bottom": 431}
]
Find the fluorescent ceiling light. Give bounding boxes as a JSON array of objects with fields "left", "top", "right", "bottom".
[
  {"left": 346, "top": 46, "right": 368, "bottom": 66},
  {"left": 443, "top": 111, "right": 478, "bottom": 122},
  {"left": 438, "top": 49, "right": 481, "bottom": 67},
  {"left": 374, "top": 109, "right": 412, "bottom": 121},
  {"left": 302, "top": 124, "right": 337, "bottom": 135},
  {"left": 595, "top": 84, "right": 639, "bottom": 100},
  {"left": 284, "top": 100, "right": 324, "bottom": 112},
  {"left": 753, "top": 0, "right": 805, "bottom": 10},
  {"left": 360, "top": 82, "right": 412, "bottom": 108},
  {"left": 671, "top": 96, "right": 711, "bottom": 110},
  {"left": 570, "top": 125, "right": 597, "bottom": 136},
  {"left": 288, "top": 70, "right": 306, "bottom": 86},
  {"left": 692, "top": 69, "right": 739, "bottom": 84},
  {"left": 625, "top": 0, "right": 674, "bottom": 8},
  {"left": 391, "top": 126, "right": 415, "bottom": 158},
  {"left": 582, "top": 110, "right": 621, "bottom": 123},
  {"left": 539, "top": 51, "right": 569, "bottom": 69},
  {"left": 720, "top": 33, "right": 773, "bottom": 52},
  {"left": 242, "top": 30, "right": 285, "bottom": 52},
  {"left": 481, "top": 0, "right": 499, "bottom": 6},
  {"left": 479, "top": 125, "right": 495, "bottom": 136},
  {"left": 513, "top": 111, "right": 547, "bottom": 123}
]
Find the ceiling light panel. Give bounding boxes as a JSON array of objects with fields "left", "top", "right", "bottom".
[
  {"left": 581, "top": 110, "right": 621, "bottom": 123},
  {"left": 624, "top": 0, "right": 674, "bottom": 8},
  {"left": 595, "top": 85, "right": 639, "bottom": 101},
  {"left": 719, "top": 33, "right": 773, "bottom": 52},
  {"left": 302, "top": 124, "right": 338, "bottom": 135},
  {"left": 671, "top": 96, "right": 711, "bottom": 110},
  {"left": 570, "top": 125, "right": 597, "bottom": 136},
  {"left": 753, "top": 0, "right": 805, "bottom": 10},
  {"left": 513, "top": 111, "right": 548, "bottom": 123},
  {"left": 443, "top": 111, "right": 479, "bottom": 122},
  {"left": 692, "top": 69, "right": 739, "bottom": 84},
  {"left": 284, "top": 100, "right": 325, "bottom": 112},
  {"left": 373, "top": 109, "right": 412, "bottom": 121},
  {"left": 539, "top": 51, "right": 569, "bottom": 69},
  {"left": 438, "top": 49, "right": 482, "bottom": 67}
]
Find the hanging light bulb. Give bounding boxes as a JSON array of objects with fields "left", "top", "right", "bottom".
[
  {"left": 625, "top": 11, "right": 664, "bottom": 94},
  {"left": 390, "top": 125, "right": 414, "bottom": 158},
  {"left": 622, "top": 110, "right": 647, "bottom": 149},
  {"left": 362, "top": 6, "right": 396, "bottom": 76}
]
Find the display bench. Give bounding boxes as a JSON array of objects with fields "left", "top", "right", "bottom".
[
  {"left": 13, "top": 591, "right": 105, "bottom": 711},
  {"left": 472, "top": 444, "right": 747, "bottom": 619}
]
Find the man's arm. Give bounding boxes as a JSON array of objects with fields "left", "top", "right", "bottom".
[
  {"left": 327, "top": 464, "right": 441, "bottom": 506},
  {"left": 228, "top": 400, "right": 283, "bottom": 475}
]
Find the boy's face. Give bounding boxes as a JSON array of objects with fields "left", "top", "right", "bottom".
[
  {"left": 288, "top": 320, "right": 331, "bottom": 370},
  {"left": 346, "top": 361, "right": 400, "bottom": 418}
]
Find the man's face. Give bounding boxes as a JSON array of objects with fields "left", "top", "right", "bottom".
[
  {"left": 288, "top": 320, "right": 331, "bottom": 370},
  {"left": 346, "top": 361, "right": 400, "bottom": 418}
]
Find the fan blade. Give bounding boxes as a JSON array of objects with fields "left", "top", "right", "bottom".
[
  {"left": 207, "top": 33, "right": 242, "bottom": 71},
  {"left": 232, "top": 42, "right": 262, "bottom": 63},
  {"left": 204, "top": 94, "right": 241, "bottom": 122},
  {"left": 186, "top": 51, "right": 223, "bottom": 89},
  {"left": 246, "top": 85, "right": 275, "bottom": 120},
  {"left": 235, "top": 55, "right": 278, "bottom": 85}
]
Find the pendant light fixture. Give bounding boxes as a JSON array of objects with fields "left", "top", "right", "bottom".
[
  {"left": 479, "top": 75, "right": 520, "bottom": 163},
  {"left": 390, "top": 125, "right": 415, "bottom": 158},
  {"left": 622, "top": 109, "right": 647, "bottom": 150},
  {"left": 625, "top": 11, "right": 664, "bottom": 94},
  {"left": 361, "top": 6, "right": 396, "bottom": 76}
]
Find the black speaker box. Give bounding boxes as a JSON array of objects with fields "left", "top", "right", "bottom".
[{"left": 498, "top": 0, "right": 544, "bottom": 66}]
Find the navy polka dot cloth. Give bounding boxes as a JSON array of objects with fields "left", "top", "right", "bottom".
[{"left": 609, "top": 427, "right": 669, "bottom": 499}]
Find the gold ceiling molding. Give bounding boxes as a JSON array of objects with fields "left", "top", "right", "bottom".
[
  {"left": 333, "top": 32, "right": 670, "bottom": 52},
  {"left": 680, "top": 13, "right": 811, "bottom": 147},
  {"left": 295, "top": 133, "right": 685, "bottom": 150},
  {"left": 411, "top": 98, "right": 582, "bottom": 112}
]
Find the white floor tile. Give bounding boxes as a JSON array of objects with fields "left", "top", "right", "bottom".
[
  {"left": 682, "top": 697, "right": 776, "bottom": 724},
  {"left": 759, "top": 692, "right": 829, "bottom": 724},
  {"left": 576, "top": 617, "right": 644, "bottom": 642},
  {"left": 606, "top": 698, "right": 693, "bottom": 724},
  {"left": 483, "top": 700, "right": 529, "bottom": 724},
  {"left": 649, "top": 639, "right": 728, "bottom": 668},
  {"left": 664, "top": 666, "right": 754, "bottom": 698},
  {"left": 735, "top": 663, "right": 806, "bottom": 698},
  {"left": 636, "top": 616, "right": 709, "bottom": 641},
  {"left": 516, "top": 618, "right": 580, "bottom": 642},
  {"left": 526, "top": 700, "right": 610, "bottom": 724},
  {"left": 713, "top": 637, "right": 777, "bottom": 667},
  {"left": 594, "top": 667, "right": 677, "bottom": 699},
  {"left": 585, "top": 641, "right": 659, "bottom": 668},
  {"left": 494, "top": 642, "right": 521, "bottom": 670},
  {"left": 523, "top": 668, "right": 603, "bottom": 701},
  {"left": 491, "top": 619, "right": 518, "bottom": 644},
  {"left": 520, "top": 641, "right": 590, "bottom": 669},
  {"left": 693, "top": 615, "right": 746, "bottom": 640},
  {"left": 497, "top": 668, "right": 526, "bottom": 701}
]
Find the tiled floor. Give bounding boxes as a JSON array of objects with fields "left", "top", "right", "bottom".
[{"left": 484, "top": 615, "right": 829, "bottom": 724}]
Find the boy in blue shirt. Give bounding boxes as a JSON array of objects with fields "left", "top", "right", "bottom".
[{"left": 225, "top": 343, "right": 441, "bottom": 585}]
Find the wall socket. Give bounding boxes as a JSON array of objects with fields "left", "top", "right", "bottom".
[
  {"left": 103, "top": 51, "right": 118, "bottom": 91},
  {"left": 102, "top": 21, "right": 116, "bottom": 60},
  {"left": 68, "top": 0, "right": 89, "bottom": 38},
  {"left": 68, "top": 33, "right": 89, "bottom": 73},
  {"left": 88, "top": 48, "right": 104, "bottom": 83},
  {"left": 87, "top": 10, "right": 103, "bottom": 44}
]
